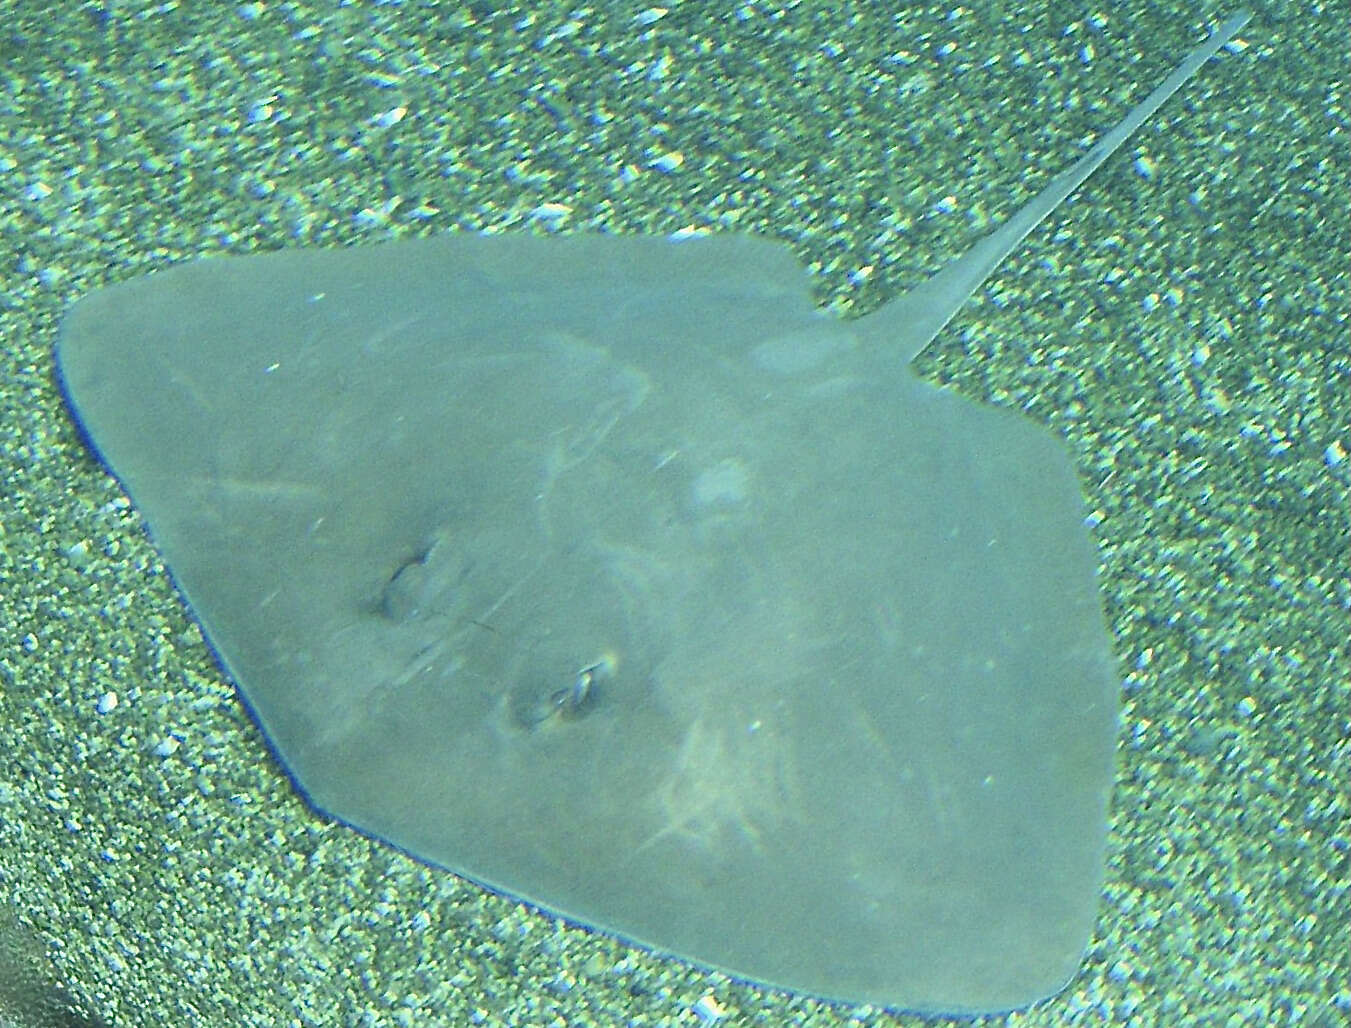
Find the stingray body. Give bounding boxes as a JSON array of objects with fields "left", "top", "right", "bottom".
[{"left": 55, "top": 13, "right": 1249, "bottom": 1015}]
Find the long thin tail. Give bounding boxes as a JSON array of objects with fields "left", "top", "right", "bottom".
[{"left": 872, "top": 11, "right": 1252, "bottom": 365}]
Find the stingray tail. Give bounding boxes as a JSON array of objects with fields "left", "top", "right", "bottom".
[{"left": 873, "top": 10, "right": 1251, "bottom": 365}]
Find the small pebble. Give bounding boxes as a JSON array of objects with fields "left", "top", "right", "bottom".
[
  {"left": 692, "top": 993, "right": 727, "bottom": 1023},
  {"left": 649, "top": 151, "right": 684, "bottom": 173}
]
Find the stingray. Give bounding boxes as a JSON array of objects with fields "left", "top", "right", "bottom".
[{"left": 55, "top": 12, "right": 1248, "bottom": 1015}]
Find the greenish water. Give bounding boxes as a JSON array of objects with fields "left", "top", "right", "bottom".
[{"left": 0, "top": 2, "right": 1344, "bottom": 1025}]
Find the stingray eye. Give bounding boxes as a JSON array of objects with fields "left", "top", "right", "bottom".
[
  {"left": 553, "top": 652, "right": 618, "bottom": 719},
  {"left": 559, "top": 666, "right": 594, "bottom": 713},
  {"left": 515, "top": 652, "right": 617, "bottom": 730}
]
